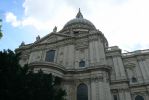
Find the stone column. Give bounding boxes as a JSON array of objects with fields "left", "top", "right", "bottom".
[
  {"left": 94, "top": 41, "right": 100, "bottom": 63},
  {"left": 113, "top": 56, "right": 121, "bottom": 80},
  {"left": 98, "top": 39, "right": 106, "bottom": 65},
  {"left": 118, "top": 89, "right": 132, "bottom": 100},
  {"left": 119, "top": 90, "right": 125, "bottom": 100},
  {"left": 91, "top": 77, "right": 112, "bottom": 100},
  {"left": 124, "top": 90, "right": 132, "bottom": 100},
  {"left": 62, "top": 81, "right": 75, "bottom": 100},
  {"left": 143, "top": 60, "right": 149, "bottom": 82},
  {"left": 113, "top": 56, "right": 126, "bottom": 80},
  {"left": 99, "top": 81, "right": 104, "bottom": 100},
  {"left": 137, "top": 58, "right": 148, "bottom": 82},
  {"left": 91, "top": 79, "right": 96, "bottom": 100},
  {"left": 63, "top": 46, "right": 68, "bottom": 67},
  {"left": 104, "top": 83, "right": 112, "bottom": 100}
]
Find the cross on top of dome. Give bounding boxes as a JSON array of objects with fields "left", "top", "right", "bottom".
[
  {"left": 76, "top": 8, "right": 83, "bottom": 18},
  {"left": 60, "top": 9, "right": 96, "bottom": 32}
]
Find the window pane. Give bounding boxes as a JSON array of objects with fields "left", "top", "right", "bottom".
[
  {"left": 135, "top": 95, "right": 144, "bottom": 100},
  {"left": 45, "top": 50, "right": 55, "bottom": 62},
  {"left": 113, "top": 95, "right": 118, "bottom": 100},
  {"left": 79, "top": 60, "right": 85, "bottom": 67},
  {"left": 77, "top": 83, "right": 88, "bottom": 100},
  {"left": 132, "top": 77, "right": 137, "bottom": 83}
]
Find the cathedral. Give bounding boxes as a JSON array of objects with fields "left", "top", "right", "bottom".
[{"left": 16, "top": 9, "right": 149, "bottom": 100}]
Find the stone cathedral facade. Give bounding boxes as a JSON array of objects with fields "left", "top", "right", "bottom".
[{"left": 16, "top": 10, "right": 149, "bottom": 100}]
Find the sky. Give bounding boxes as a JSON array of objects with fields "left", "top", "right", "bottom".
[{"left": 0, "top": 0, "right": 149, "bottom": 52}]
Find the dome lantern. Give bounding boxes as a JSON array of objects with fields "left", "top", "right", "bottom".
[
  {"left": 76, "top": 8, "right": 83, "bottom": 19},
  {"left": 60, "top": 9, "right": 96, "bottom": 32}
]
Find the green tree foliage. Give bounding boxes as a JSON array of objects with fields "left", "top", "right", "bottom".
[
  {"left": 0, "top": 49, "right": 66, "bottom": 100},
  {"left": 0, "top": 19, "right": 2, "bottom": 38},
  {"left": 0, "top": 31, "right": 2, "bottom": 38}
]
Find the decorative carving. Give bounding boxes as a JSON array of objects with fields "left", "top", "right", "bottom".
[
  {"left": 75, "top": 38, "right": 88, "bottom": 49},
  {"left": 137, "top": 56, "right": 145, "bottom": 61},
  {"left": 91, "top": 76, "right": 103, "bottom": 82},
  {"left": 66, "top": 62, "right": 68, "bottom": 65},
  {"left": 111, "top": 89, "right": 118, "bottom": 93},
  {"left": 80, "top": 49, "right": 85, "bottom": 53},
  {"left": 125, "top": 63, "right": 136, "bottom": 70},
  {"left": 59, "top": 60, "right": 63, "bottom": 64},
  {"left": 47, "top": 36, "right": 57, "bottom": 43},
  {"left": 60, "top": 52, "right": 63, "bottom": 55},
  {"left": 96, "top": 82, "right": 99, "bottom": 100},
  {"left": 29, "top": 51, "right": 42, "bottom": 62}
]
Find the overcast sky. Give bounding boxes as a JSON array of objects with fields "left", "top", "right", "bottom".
[{"left": 0, "top": 0, "right": 149, "bottom": 52}]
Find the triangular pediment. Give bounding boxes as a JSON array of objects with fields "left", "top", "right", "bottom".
[{"left": 33, "top": 33, "right": 72, "bottom": 46}]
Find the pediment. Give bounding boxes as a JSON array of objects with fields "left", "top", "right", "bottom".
[
  {"left": 33, "top": 33, "right": 72, "bottom": 45},
  {"left": 39, "top": 34, "right": 58, "bottom": 44}
]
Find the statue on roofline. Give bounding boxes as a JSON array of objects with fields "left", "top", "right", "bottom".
[{"left": 53, "top": 26, "right": 57, "bottom": 33}]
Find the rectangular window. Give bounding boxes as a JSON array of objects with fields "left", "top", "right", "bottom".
[
  {"left": 113, "top": 95, "right": 118, "bottom": 100},
  {"left": 79, "top": 60, "right": 85, "bottom": 67},
  {"left": 73, "top": 31, "right": 79, "bottom": 35},
  {"left": 45, "top": 50, "right": 55, "bottom": 62}
]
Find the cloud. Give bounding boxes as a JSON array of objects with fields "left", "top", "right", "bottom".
[
  {"left": 5, "top": 0, "right": 76, "bottom": 32},
  {"left": 22, "top": 0, "right": 60, "bottom": 20},
  {"left": 88, "top": 0, "right": 149, "bottom": 51},
  {"left": 5, "top": 12, "right": 21, "bottom": 27},
  {"left": 5, "top": 0, "right": 149, "bottom": 51}
]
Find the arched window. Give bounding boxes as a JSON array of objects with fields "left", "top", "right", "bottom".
[
  {"left": 45, "top": 50, "right": 55, "bottom": 62},
  {"left": 77, "top": 83, "right": 88, "bottom": 100},
  {"left": 135, "top": 95, "right": 144, "bottom": 100},
  {"left": 79, "top": 60, "right": 85, "bottom": 67}
]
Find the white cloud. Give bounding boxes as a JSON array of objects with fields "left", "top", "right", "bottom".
[
  {"left": 87, "top": 0, "right": 149, "bottom": 51},
  {"left": 5, "top": 12, "right": 21, "bottom": 27},
  {"left": 5, "top": 0, "right": 76, "bottom": 32},
  {"left": 22, "top": 0, "right": 61, "bottom": 20},
  {"left": 5, "top": 0, "right": 149, "bottom": 51}
]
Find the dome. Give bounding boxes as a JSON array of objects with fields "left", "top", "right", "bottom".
[{"left": 61, "top": 9, "right": 96, "bottom": 31}]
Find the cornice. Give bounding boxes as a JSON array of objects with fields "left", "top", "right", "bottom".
[
  {"left": 28, "top": 61, "right": 111, "bottom": 75},
  {"left": 29, "top": 61, "right": 65, "bottom": 73},
  {"left": 122, "top": 49, "right": 149, "bottom": 59},
  {"left": 110, "top": 82, "right": 130, "bottom": 90},
  {"left": 106, "top": 47, "right": 122, "bottom": 57},
  {"left": 111, "top": 79, "right": 129, "bottom": 84},
  {"left": 129, "top": 83, "right": 149, "bottom": 88},
  {"left": 17, "top": 33, "right": 106, "bottom": 52}
]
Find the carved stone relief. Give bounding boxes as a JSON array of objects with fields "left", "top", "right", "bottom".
[
  {"left": 47, "top": 36, "right": 57, "bottom": 43},
  {"left": 29, "top": 51, "right": 42, "bottom": 63}
]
